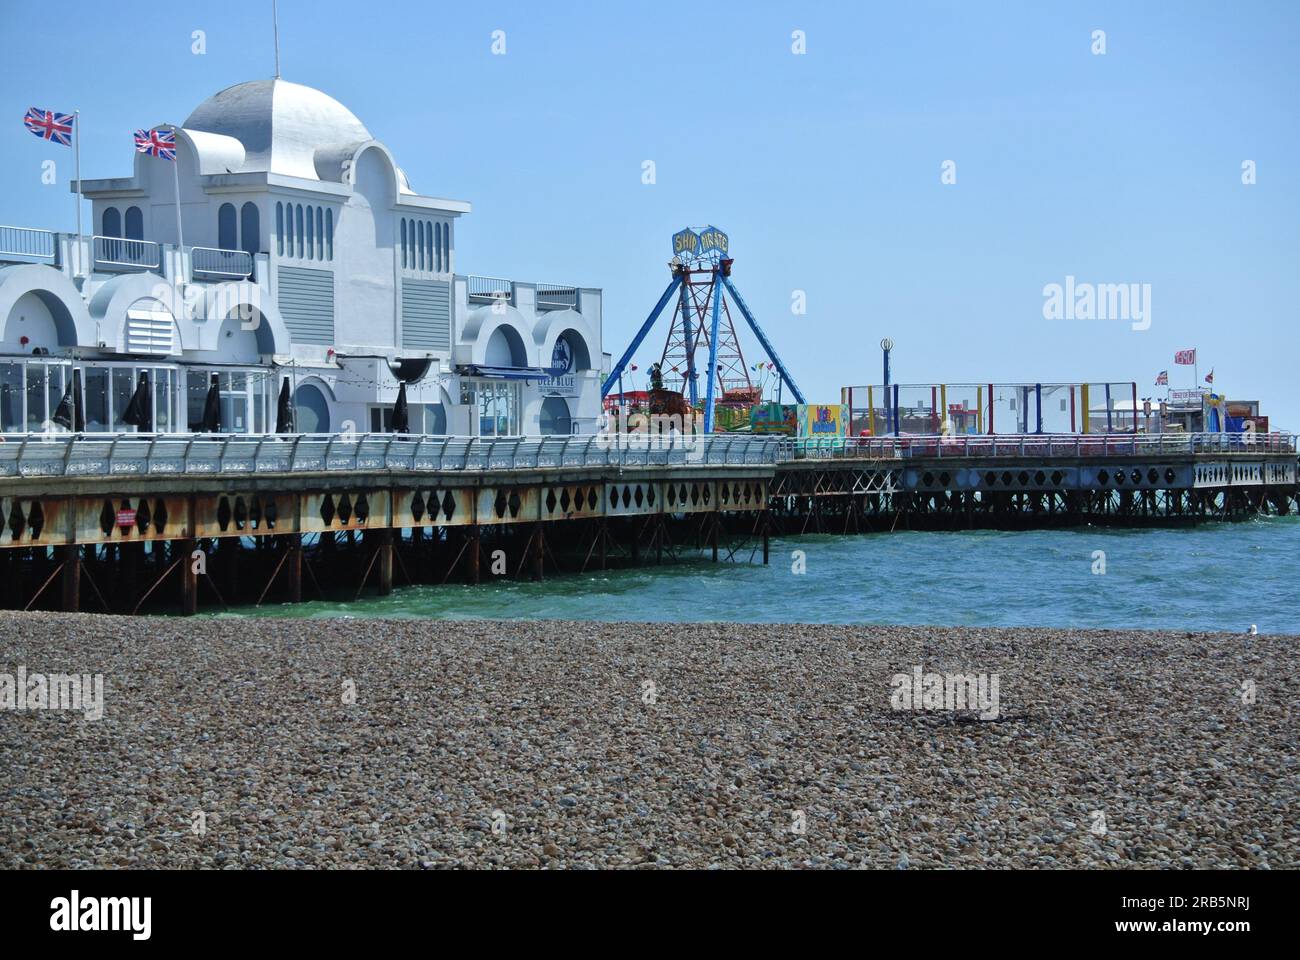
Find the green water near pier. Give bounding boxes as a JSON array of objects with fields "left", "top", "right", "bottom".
[{"left": 226, "top": 517, "right": 1300, "bottom": 634}]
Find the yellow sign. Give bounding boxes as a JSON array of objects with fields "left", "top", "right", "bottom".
[{"left": 698, "top": 226, "right": 729, "bottom": 257}]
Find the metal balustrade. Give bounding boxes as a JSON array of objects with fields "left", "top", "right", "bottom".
[
  {"left": 93, "top": 235, "right": 161, "bottom": 271},
  {"left": 780, "top": 433, "right": 1298, "bottom": 460},
  {"left": 191, "top": 246, "right": 254, "bottom": 279},
  {"left": 0, "top": 432, "right": 781, "bottom": 479},
  {"left": 0, "top": 225, "right": 57, "bottom": 263},
  {"left": 467, "top": 275, "right": 514, "bottom": 303},
  {"left": 0, "top": 431, "right": 1292, "bottom": 480},
  {"left": 535, "top": 283, "right": 579, "bottom": 311}
]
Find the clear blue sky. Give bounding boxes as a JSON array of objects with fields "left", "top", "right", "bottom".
[{"left": 2, "top": 1, "right": 1297, "bottom": 427}]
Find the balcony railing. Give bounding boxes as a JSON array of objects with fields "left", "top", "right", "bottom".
[
  {"left": 0, "top": 225, "right": 57, "bottom": 264},
  {"left": 191, "top": 246, "right": 254, "bottom": 280},
  {"left": 93, "top": 235, "right": 161, "bottom": 272},
  {"left": 536, "top": 283, "right": 578, "bottom": 311},
  {"left": 467, "top": 275, "right": 514, "bottom": 305}
]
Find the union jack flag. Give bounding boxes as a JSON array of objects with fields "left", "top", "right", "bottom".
[
  {"left": 24, "top": 107, "right": 74, "bottom": 146},
  {"left": 1174, "top": 348, "right": 1196, "bottom": 365},
  {"left": 134, "top": 127, "right": 176, "bottom": 160},
  {"left": 1155, "top": 370, "right": 1168, "bottom": 385}
]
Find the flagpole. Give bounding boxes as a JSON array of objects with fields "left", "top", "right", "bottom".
[
  {"left": 168, "top": 124, "right": 185, "bottom": 283},
  {"left": 73, "top": 109, "right": 83, "bottom": 277},
  {"left": 273, "top": 0, "right": 282, "bottom": 79}
]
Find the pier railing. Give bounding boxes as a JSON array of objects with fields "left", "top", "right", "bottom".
[
  {"left": 780, "top": 433, "right": 1297, "bottom": 460},
  {"left": 0, "top": 432, "right": 779, "bottom": 479},
  {"left": 0, "top": 432, "right": 1293, "bottom": 479}
]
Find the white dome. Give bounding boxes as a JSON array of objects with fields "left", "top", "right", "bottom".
[{"left": 183, "top": 79, "right": 373, "bottom": 182}]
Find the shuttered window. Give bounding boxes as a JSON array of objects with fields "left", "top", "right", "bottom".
[
  {"left": 125, "top": 309, "right": 176, "bottom": 355},
  {"left": 401, "top": 279, "right": 450, "bottom": 350}
]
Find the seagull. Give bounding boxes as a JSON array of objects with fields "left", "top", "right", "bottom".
[{"left": 1247, "top": 625, "right": 1258, "bottom": 636}]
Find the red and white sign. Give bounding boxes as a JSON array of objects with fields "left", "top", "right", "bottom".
[
  {"left": 1174, "top": 349, "right": 1196, "bottom": 365},
  {"left": 115, "top": 509, "right": 137, "bottom": 529}
]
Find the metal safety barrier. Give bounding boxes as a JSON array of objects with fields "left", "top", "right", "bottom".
[
  {"left": 779, "top": 433, "right": 1298, "bottom": 460},
  {"left": 0, "top": 431, "right": 1293, "bottom": 480},
  {"left": 0, "top": 224, "right": 57, "bottom": 263},
  {"left": 93, "top": 235, "right": 161, "bottom": 271},
  {"left": 0, "top": 432, "right": 781, "bottom": 479},
  {"left": 191, "top": 246, "right": 254, "bottom": 279}
]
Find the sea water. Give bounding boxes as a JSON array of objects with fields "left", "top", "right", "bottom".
[{"left": 226, "top": 517, "right": 1300, "bottom": 634}]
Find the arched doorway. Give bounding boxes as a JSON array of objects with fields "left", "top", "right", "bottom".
[
  {"left": 294, "top": 382, "right": 331, "bottom": 434},
  {"left": 539, "top": 396, "right": 572, "bottom": 436}
]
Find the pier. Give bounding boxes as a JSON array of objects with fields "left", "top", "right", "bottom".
[{"left": 0, "top": 431, "right": 1295, "bottom": 614}]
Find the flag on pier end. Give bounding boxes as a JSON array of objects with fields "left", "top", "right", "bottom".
[
  {"left": 24, "top": 107, "right": 74, "bottom": 145},
  {"left": 1174, "top": 348, "right": 1197, "bottom": 365},
  {"left": 1155, "top": 370, "right": 1169, "bottom": 385},
  {"left": 134, "top": 127, "right": 176, "bottom": 160},
  {"left": 1205, "top": 369, "right": 1214, "bottom": 384}
]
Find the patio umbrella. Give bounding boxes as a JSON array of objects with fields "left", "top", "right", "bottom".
[
  {"left": 275, "top": 376, "right": 295, "bottom": 433},
  {"left": 121, "top": 372, "right": 152, "bottom": 432},
  {"left": 201, "top": 374, "right": 221, "bottom": 432},
  {"left": 52, "top": 369, "right": 85, "bottom": 432},
  {"left": 391, "top": 381, "right": 410, "bottom": 434}
]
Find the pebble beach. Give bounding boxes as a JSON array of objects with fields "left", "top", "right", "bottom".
[{"left": 1, "top": 611, "right": 1294, "bottom": 869}]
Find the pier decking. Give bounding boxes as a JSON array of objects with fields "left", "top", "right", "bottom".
[{"left": 0, "top": 432, "right": 1295, "bottom": 614}]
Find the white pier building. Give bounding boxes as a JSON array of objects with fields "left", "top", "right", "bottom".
[{"left": 0, "top": 79, "right": 604, "bottom": 438}]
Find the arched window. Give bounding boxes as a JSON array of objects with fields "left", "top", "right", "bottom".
[
  {"left": 420, "top": 222, "right": 428, "bottom": 271},
  {"left": 124, "top": 206, "right": 143, "bottom": 240},
  {"left": 325, "top": 209, "right": 333, "bottom": 260},
  {"left": 284, "top": 202, "right": 293, "bottom": 255},
  {"left": 240, "top": 202, "right": 259, "bottom": 256},
  {"left": 218, "top": 203, "right": 237, "bottom": 250},
  {"left": 423, "top": 403, "right": 447, "bottom": 435},
  {"left": 102, "top": 207, "right": 121, "bottom": 237},
  {"left": 293, "top": 383, "right": 330, "bottom": 434},
  {"left": 400, "top": 219, "right": 407, "bottom": 268},
  {"left": 276, "top": 202, "right": 284, "bottom": 255},
  {"left": 305, "top": 205, "right": 314, "bottom": 260},
  {"left": 295, "top": 205, "right": 304, "bottom": 258},
  {"left": 435, "top": 222, "right": 443, "bottom": 273},
  {"left": 425, "top": 222, "right": 433, "bottom": 271},
  {"left": 315, "top": 207, "right": 323, "bottom": 260},
  {"left": 539, "top": 397, "right": 572, "bottom": 436},
  {"left": 442, "top": 223, "right": 450, "bottom": 271}
]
